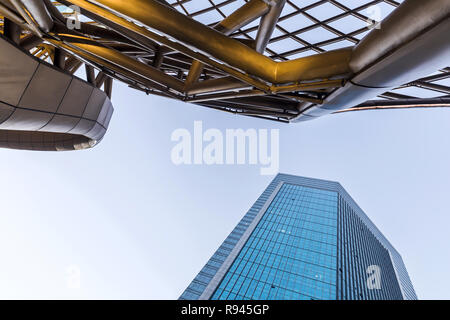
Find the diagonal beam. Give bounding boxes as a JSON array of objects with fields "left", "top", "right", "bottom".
[
  {"left": 48, "top": 35, "right": 185, "bottom": 93},
  {"left": 215, "top": 0, "right": 270, "bottom": 36},
  {"left": 61, "top": 0, "right": 272, "bottom": 91},
  {"left": 71, "top": 0, "right": 352, "bottom": 84},
  {"left": 255, "top": 0, "right": 286, "bottom": 53},
  {"left": 185, "top": 0, "right": 271, "bottom": 88}
]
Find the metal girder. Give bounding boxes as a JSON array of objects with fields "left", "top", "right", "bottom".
[
  {"left": 59, "top": 0, "right": 273, "bottom": 91},
  {"left": 19, "top": 0, "right": 54, "bottom": 32},
  {"left": 255, "top": 0, "right": 286, "bottom": 53},
  {"left": 0, "top": 0, "right": 449, "bottom": 131},
  {"left": 67, "top": 0, "right": 353, "bottom": 84},
  {"left": 47, "top": 35, "right": 185, "bottom": 93},
  {"left": 215, "top": 0, "right": 270, "bottom": 36},
  {"left": 335, "top": 97, "right": 450, "bottom": 114},
  {"left": 185, "top": 0, "right": 271, "bottom": 89}
]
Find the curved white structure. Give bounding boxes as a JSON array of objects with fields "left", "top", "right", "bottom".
[{"left": 0, "top": 35, "right": 113, "bottom": 150}]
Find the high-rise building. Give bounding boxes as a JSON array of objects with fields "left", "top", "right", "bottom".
[{"left": 180, "top": 174, "right": 417, "bottom": 300}]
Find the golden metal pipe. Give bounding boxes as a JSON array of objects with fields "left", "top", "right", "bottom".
[
  {"left": 89, "top": 0, "right": 276, "bottom": 81},
  {"left": 186, "top": 79, "right": 344, "bottom": 103},
  {"left": 187, "top": 77, "right": 344, "bottom": 96},
  {"left": 64, "top": 0, "right": 271, "bottom": 91},
  {"left": 87, "top": 0, "right": 352, "bottom": 84},
  {"left": 185, "top": 60, "right": 204, "bottom": 89},
  {"left": 186, "top": 0, "right": 269, "bottom": 88},
  {"left": 55, "top": 34, "right": 185, "bottom": 92},
  {"left": 215, "top": 0, "right": 270, "bottom": 35},
  {"left": 47, "top": 37, "right": 184, "bottom": 95},
  {"left": 271, "top": 79, "right": 345, "bottom": 93},
  {"left": 274, "top": 51, "right": 352, "bottom": 84},
  {"left": 185, "top": 90, "right": 266, "bottom": 103},
  {"left": 278, "top": 94, "right": 323, "bottom": 105},
  {"left": 186, "top": 77, "right": 251, "bottom": 95}
]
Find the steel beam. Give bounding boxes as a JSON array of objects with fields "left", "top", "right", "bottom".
[
  {"left": 62, "top": 0, "right": 271, "bottom": 91},
  {"left": 334, "top": 97, "right": 450, "bottom": 113},
  {"left": 69, "top": 0, "right": 352, "bottom": 84},
  {"left": 47, "top": 37, "right": 183, "bottom": 95},
  {"left": 53, "top": 35, "right": 185, "bottom": 92},
  {"left": 185, "top": 0, "right": 270, "bottom": 88},
  {"left": 215, "top": 0, "right": 270, "bottom": 36},
  {"left": 19, "top": 0, "right": 54, "bottom": 32},
  {"left": 255, "top": 0, "right": 286, "bottom": 53},
  {"left": 186, "top": 77, "right": 252, "bottom": 95}
]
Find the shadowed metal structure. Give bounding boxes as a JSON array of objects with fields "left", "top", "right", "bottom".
[{"left": 0, "top": 0, "right": 449, "bottom": 150}]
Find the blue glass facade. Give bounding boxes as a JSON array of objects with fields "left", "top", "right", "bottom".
[{"left": 180, "top": 174, "right": 417, "bottom": 300}]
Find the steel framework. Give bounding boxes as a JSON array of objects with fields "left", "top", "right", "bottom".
[{"left": 0, "top": 0, "right": 449, "bottom": 149}]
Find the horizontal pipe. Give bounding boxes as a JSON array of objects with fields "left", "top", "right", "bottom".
[
  {"left": 188, "top": 77, "right": 344, "bottom": 96},
  {"left": 277, "top": 94, "right": 323, "bottom": 105},
  {"left": 185, "top": 90, "right": 266, "bottom": 103},
  {"left": 334, "top": 97, "right": 450, "bottom": 114},
  {"left": 271, "top": 79, "right": 345, "bottom": 94},
  {"left": 187, "top": 77, "right": 252, "bottom": 95},
  {"left": 222, "top": 96, "right": 300, "bottom": 113},
  {"left": 84, "top": 0, "right": 353, "bottom": 84}
]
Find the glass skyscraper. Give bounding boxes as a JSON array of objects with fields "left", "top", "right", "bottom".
[{"left": 180, "top": 174, "right": 417, "bottom": 300}]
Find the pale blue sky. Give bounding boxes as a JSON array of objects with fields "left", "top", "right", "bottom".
[
  {"left": 1, "top": 0, "right": 449, "bottom": 300},
  {"left": 0, "top": 79, "right": 449, "bottom": 299}
]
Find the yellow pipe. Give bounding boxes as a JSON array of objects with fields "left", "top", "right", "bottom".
[
  {"left": 186, "top": 0, "right": 270, "bottom": 87},
  {"left": 63, "top": 0, "right": 271, "bottom": 92},
  {"left": 86, "top": 0, "right": 352, "bottom": 84},
  {"left": 214, "top": 0, "right": 270, "bottom": 35}
]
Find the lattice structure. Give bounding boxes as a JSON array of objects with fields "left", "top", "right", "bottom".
[
  {"left": 0, "top": 0, "right": 449, "bottom": 128},
  {"left": 168, "top": 0, "right": 449, "bottom": 117}
]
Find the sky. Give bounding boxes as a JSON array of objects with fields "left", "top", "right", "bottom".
[
  {"left": 1, "top": 0, "right": 449, "bottom": 300},
  {"left": 0, "top": 78, "right": 449, "bottom": 299}
]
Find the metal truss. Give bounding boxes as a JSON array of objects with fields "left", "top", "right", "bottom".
[{"left": 0, "top": 0, "right": 449, "bottom": 124}]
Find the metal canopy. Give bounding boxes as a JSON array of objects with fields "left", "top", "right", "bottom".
[{"left": 0, "top": 0, "right": 449, "bottom": 127}]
